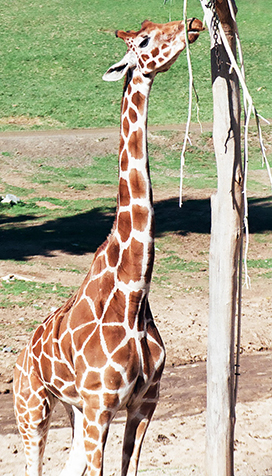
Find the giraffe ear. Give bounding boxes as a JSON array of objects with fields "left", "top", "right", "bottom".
[{"left": 103, "top": 52, "right": 136, "bottom": 82}]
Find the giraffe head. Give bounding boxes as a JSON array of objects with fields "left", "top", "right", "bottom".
[{"left": 103, "top": 18, "right": 204, "bottom": 81}]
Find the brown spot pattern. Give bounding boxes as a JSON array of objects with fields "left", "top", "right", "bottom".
[
  {"left": 40, "top": 354, "right": 52, "bottom": 383},
  {"left": 103, "top": 288, "right": 126, "bottom": 324},
  {"left": 119, "top": 135, "right": 124, "bottom": 155},
  {"left": 104, "top": 366, "right": 123, "bottom": 390},
  {"left": 85, "top": 272, "right": 115, "bottom": 320},
  {"left": 132, "top": 76, "right": 143, "bottom": 85},
  {"left": 92, "top": 254, "right": 106, "bottom": 276},
  {"left": 61, "top": 383, "right": 78, "bottom": 399},
  {"left": 144, "top": 242, "right": 154, "bottom": 284},
  {"left": 132, "top": 204, "right": 149, "bottom": 231},
  {"left": 102, "top": 325, "right": 126, "bottom": 352},
  {"left": 147, "top": 60, "right": 156, "bottom": 70},
  {"left": 98, "top": 410, "right": 112, "bottom": 426},
  {"left": 54, "top": 361, "right": 74, "bottom": 382},
  {"left": 117, "top": 211, "right": 131, "bottom": 243},
  {"left": 118, "top": 178, "right": 130, "bottom": 207},
  {"left": 69, "top": 299, "right": 94, "bottom": 330},
  {"left": 32, "top": 338, "right": 42, "bottom": 359},
  {"left": 84, "top": 372, "right": 102, "bottom": 391},
  {"left": 103, "top": 393, "right": 119, "bottom": 409},
  {"left": 73, "top": 323, "right": 97, "bottom": 352},
  {"left": 122, "top": 97, "right": 128, "bottom": 114},
  {"left": 75, "top": 354, "right": 87, "bottom": 377},
  {"left": 86, "top": 424, "right": 100, "bottom": 441},
  {"left": 137, "top": 296, "right": 147, "bottom": 332},
  {"left": 28, "top": 394, "right": 41, "bottom": 409},
  {"left": 117, "top": 238, "right": 144, "bottom": 284},
  {"left": 127, "top": 290, "right": 143, "bottom": 329},
  {"left": 112, "top": 338, "right": 139, "bottom": 383},
  {"left": 60, "top": 332, "right": 74, "bottom": 365},
  {"left": 107, "top": 236, "right": 120, "bottom": 268},
  {"left": 131, "top": 91, "right": 145, "bottom": 115},
  {"left": 120, "top": 149, "right": 128, "bottom": 171},
  {"left": 129, "top": 168, "right": 146, "bottom": 198},
  {"left": 128, "top": 129, "right": 143, "bottom": 159},
  {"left": 151, "top": 47, "right": 159, "bottom": 57},
  {"left": 84, "top": 440, "right": 96, "bottom": 453},
  {"left": 93, "top": 449, "right": 102, "bottom": 468},
  {"left": 123, "top": 117, "right": 130, "bottom": 137},
  {"left": 84, "top": 328, "right": 107, "bottom": 368},
  {"left": 129, "top": 107, "right": 137, "bottom": 123}
]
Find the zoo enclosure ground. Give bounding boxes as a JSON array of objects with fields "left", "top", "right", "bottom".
[{"left": 0, "top": 124, "right": 271, "bottom": 475}]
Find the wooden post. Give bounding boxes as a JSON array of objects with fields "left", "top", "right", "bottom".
[{"left": 199, "top": 1, "right": 243, "bottom": 475}]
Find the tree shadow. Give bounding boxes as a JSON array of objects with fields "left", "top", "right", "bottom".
[
  {"left": 154, "top": 197, "right": 211, "bottom": 236},
  {"left": 0, "top": 206, "right": 115, "bottom": 261},
  {"left": 0, "top": 196, "right": 271, "bottom": 261},
  {"left": 155, "top": 196, "right": 272, "bottom": 236},
  {"left": 247, "top": 197, "right": 272, "bottom": 234}
]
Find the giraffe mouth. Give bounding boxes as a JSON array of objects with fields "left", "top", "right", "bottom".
[
  {"left": 187, "top": 18, "right": 205, "bottom": 43},
  {"left": 187, "top": 18, "right": 204, "bottom": 33}
]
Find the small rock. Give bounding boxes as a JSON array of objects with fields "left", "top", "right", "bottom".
[
  {"left": 2, "top": 346, "right": 12, "bottom": 353},
  {"left": 157, "top": 434, "right": 170, "bottom": 444},
  {"left": 1, "top": 193, "right": 21, "bottom": 204}
]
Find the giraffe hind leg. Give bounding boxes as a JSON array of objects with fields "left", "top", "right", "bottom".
[{"left": 13, "top": 374, "right": 56, "bottom": 476}]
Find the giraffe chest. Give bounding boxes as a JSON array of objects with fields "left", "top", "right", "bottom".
[
  {"left": 71, "top": 292, "right": 165, "bottom": 398},
  {"left": 72, "top": 317, "right": 164, "bottom": 410},
  {"left": 29, "top": 282, "right": 165, "bottom": 408}
]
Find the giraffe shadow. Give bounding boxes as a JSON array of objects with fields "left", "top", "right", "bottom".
[{"left": 0, "top": 196, "right": 271, "bottom": 261}]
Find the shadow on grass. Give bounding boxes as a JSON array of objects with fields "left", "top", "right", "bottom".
[{"left": 0, "top": 196, "right": 271, "bottom": 261}]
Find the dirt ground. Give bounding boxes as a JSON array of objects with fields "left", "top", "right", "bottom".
[{"left": 0, "top": 126, "right": 271, "bottom": 475}]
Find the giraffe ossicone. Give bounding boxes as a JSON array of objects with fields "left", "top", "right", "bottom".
[{"left": 13, "top": 17, "right": 203, "bottom": 476}]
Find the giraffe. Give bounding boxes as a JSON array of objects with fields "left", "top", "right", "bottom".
[{"left": 13, "top": 18, "right": 203, "bottom": 476}]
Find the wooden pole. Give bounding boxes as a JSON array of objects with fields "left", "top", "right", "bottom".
[{"left": 199, "top": 1, "right": 243, "bottom": 475}]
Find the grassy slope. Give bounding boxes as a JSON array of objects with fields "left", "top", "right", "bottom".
[{"left": 0, "top": 0, "right": 271, "bottom": 129}]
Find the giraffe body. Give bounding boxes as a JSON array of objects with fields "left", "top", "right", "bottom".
[{"left": 13, "top": 18, "right": 203, "bottom": 476}]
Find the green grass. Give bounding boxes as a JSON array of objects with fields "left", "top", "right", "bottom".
[
  {"left": 32, "top": 155, "right": 118, "bottom": 188},
  {"left": 149, "top": 131, "right": 217, "bottom": 189},
  {"left": 0, "top": 0, "right": 271, "bottom": 130},
  {"left": 246, "top": 258, "right": 272, "bottom": 279},
  {"left": 155, "top": 253, "right": 204, "bottom": 284},
  {"left": 247, "top": 258, "right": 272, "bottom": 269},
  {"left": 0, "top": 196, "right": 116, "bottom": 221},
  {"left": 0, "top": 279, "right": 75, "bottom": 309}
]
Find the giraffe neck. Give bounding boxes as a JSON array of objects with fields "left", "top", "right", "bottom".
[{"left": 113, "top": 70, "right": 155, "bottom": 293}]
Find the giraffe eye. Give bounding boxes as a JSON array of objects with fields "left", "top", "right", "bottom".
[{"left": 139, "top": 36, "right": 150, "bottom": 48}]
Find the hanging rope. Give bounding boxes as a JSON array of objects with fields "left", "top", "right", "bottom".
[{"left": 179, "top": 0, "right": 201, "bottom": 206}]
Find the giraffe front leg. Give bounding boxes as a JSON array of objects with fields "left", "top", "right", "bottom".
[
  {"left": 60, "top": 405, "right": 87, "bottom": 476},
  {"left": 121, "top": 382, "right": 159, "bottom": 476},
  {"left": 82, "top": 402, "right": 113, "bottom": 476}
]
